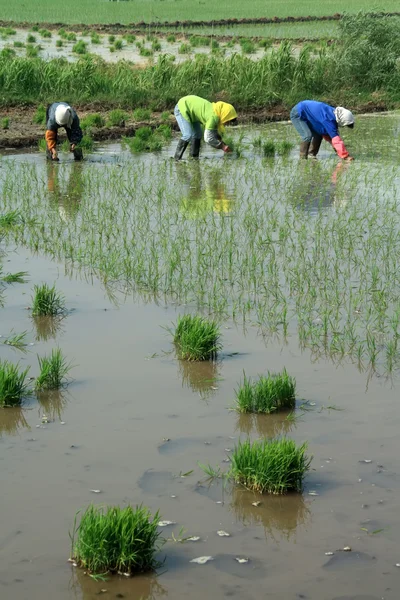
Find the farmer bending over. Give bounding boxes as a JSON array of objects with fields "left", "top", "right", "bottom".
[
  {"left": 174, "top": 95, "right": 237, "bottom": 160},
  {"left": 45, "top": 102, "right": 83, "bottom": 161},
  {"left": 290, "top": 100, "right": 354, "bottom": 160}
]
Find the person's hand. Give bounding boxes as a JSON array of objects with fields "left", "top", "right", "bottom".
[
  {"left": 222, "top": 144, "right": 232, "bottom": 153},
  {"left": 70, "top": 144, "right": 76, "bottom": 152},
  {"left": 51, "top": 148, "right": 59, "bottom": 161}
]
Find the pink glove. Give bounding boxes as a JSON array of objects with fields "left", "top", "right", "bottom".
[{"left": 331, "top": 135, "right": 349, "bottom": 159}]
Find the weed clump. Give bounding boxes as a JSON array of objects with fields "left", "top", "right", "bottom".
[
  {"left": 0, "top": 360, "right": 31, "bottom": 407},
  {"left": 263, "top": 140, "right": 276, "bottom": 157},
  {"left": 229, "top": 438, "right": 311, "bottom": 494},
  {"left": 91, "top": 33, "right": 101, "bottom": 44},
  {"left": 240, "top": 39, "right": 256, "bottom": 54},
  {"left": 31, "top": 283, "right": 66, "bottom": 316},
  {"left": 33, "top": 104, "right": 46, "bottom": 125},
  {"left": 26, "top": 45, "right": 40, "bottom": 58},
  {"left": 72, "top": 40, "right": 87, "bottom": 55},
  {"left": 114, "top": 39, "right": 123, "bottom": 50},
  {"left": 56, "top": 39, "right": 63, "bottom": 48},
  {"left": 107, "top": 109, "right": 128, "bottom": 127},
  {"left": 276, "top": 141, "right": 294, "bottom": 156},
  {"left": 173, "top": 314, "right": 221, "bottom": 361},
  {"left": 35, "top": 348, "right": 73, "bottom": 390},
  {"left": 27, "top": 34, "right": 36, "bottom": 43},
  {"left": 124, "top": 127, "right": 162, "bottom": 153},
  {"left": 235, "top": 369, "right": 296, "bottom": 414},
  {"left": 71, "top": 505, "right": 163, "bottom": 574},
  {"left": 133, "top": 108, "right": 151, "bottom": 121},
  {"left": 179, "top": 43, "right": 191, "bottom": 54},
  {"left": 1, "top": 117, "right": 9, "bottom": 129},
  {"left": 81, "top": 113, "right": 105, "bottom": 130},
  {"left": 166, "top": 34, "right": 176, "bottom": 43}
]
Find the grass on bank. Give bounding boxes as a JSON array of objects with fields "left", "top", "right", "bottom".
[
  {"left": 35, "top": 348, "right": 73, "bottom": 390},
  {"left": 31, "top": 283, "right": 66, "bottom": 316},
  {"left": 235, "top": 369, "right": 296, "bottom": 413},
  {"left": 0, "top": 360, "right": 30, "bottom": 407},
  {"left": 173, "top": 314, "right": 221, "bottom": 361},
  {"left": 70, "top": 505, "right": 163, "bottom": 575},
  {"left": 229, "top": 438, "right": 311, "bottom": 494}
]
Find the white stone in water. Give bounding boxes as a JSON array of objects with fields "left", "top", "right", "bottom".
[
  {"left": 395, "top": 563, "right": 400, "bottom": 567},
  {"left": 90, "top": 489, "right": 102, "bottom": 493},
  {"left": 252, "top": 501, "right": 261, "bottom": 507},
  {"left": 217, "top": 530, "right": 230, "bottom": 537},
  {"left": 325, "top": 552, "right": 334, "bottom": 556},
  {"left": 187, "top": 536, "right": 201, "bottom": 542},
  {"left": 158, "top": 520, "right": 176, "bottom": 527},
  {"left": 235, "top": 558, "right": 249, "bottom": 564},
  {"left": 308, "top": 491, "right": 319, "bottom": 496},
  {"left": 343, "top": 546, "right": 351, "bottom": 552},
  {"left": 190, "top": 556, "right": 214, "bottom": 564}
]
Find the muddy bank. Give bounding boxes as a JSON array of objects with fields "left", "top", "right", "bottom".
[
  {"left": 0, "top": 102, "right": 391, "bottom": 149},
  {"left": 1, "top": 12, "right": 399, "bottom": 33}
]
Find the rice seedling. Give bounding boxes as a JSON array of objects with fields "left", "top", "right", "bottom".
[
  {"left": 1, "top": 47, "right": 16, "bottom": 59},
  {"left": 40, "top": 29, "right": 52, "bottom": 39},
  {"left": 38, "top": 138, "right": 47, "bottom": 152},
  {"left": 178, "top": 43, "right": 191, "bottom": 54},
  {"left": 3, "top": 330, "right": 28, "bottom": 349},
  {"left": 156, "top": 124, "right": 172, "bottom": 140},
  {"left": 80, "top": 114, "right": 105, "bottom": 130},
  {"left": 2, "top": 271, "right": 28, "bottom": 283},
  {"left": 152, "top": 40, "right": 161, "bottom": 51},
  {"left": 13, "top": 41, "right": 24, "bottom": 48},
  {"left": 166, "top": 34, "right": 176, "bottom": 43},
  {"left": 132, "top": 108, "right": 151, "bottom": 121},
  {"left": 91, "top": 33, "right": 101, "bottom": 44},
  {"left": 26, "top": 45, "right": 40, "bottom": 58},
  {"left": 0, "top": 210, "right": 21, "bottom": 227},
  {"left": 114, "top": 39, "right": 123, "bottom": 50},
  {"left": 276, "top": 141, "right": 294, "bottom": 156},
  {"left": 33, "top": 104, "right": 46, "bottom": 125},
  {"left": 240, "top": 38, "right": 256, "bottom": 54},
  {"left": 66, "top": 32, "right": 77, "bottom": 42},
  {"left": 56, "top": 40, "right": 63, "bottom": 48},
  {"left": 77, "top": 135, "right": 94, "bottom": 151},
  {"left": 229, "top": 438, "right": 311, "bottom": 494},
  {"left": 173, "top": 314, "right": 221, "bottom": 361},
  {"left": 160, "top": 111, "right": 171, "bottom": 122},
  {"left": 31, "top": 283, "right": 66, "bottom": 316},
  {"left": 108, "top": 35, "right": 115, "bottom": 43},
  {"left": 124, "top": 127, "right": 163, "bottom": 153},
  {"left": 0, "top": 360, "right": 31, "bottom": 407},
  {"left": 58, "top": 28, "right": 66, "bottom": 38},
  {"left": 234, "top": 369, "right": 296, "bottom": 414},
  {"left": 107, "top": 109, "right": 128, "bottom": 127},
  {"left": 70, "top": 505, "right": 163, "bottom": 574},
  {"left": 1, "top": 117, "right": 9, "bottom": 129},
  {"left": 26, "top": 34, "right": 36, "bottom": 43},
  {"left": 263, "top": 140, "right": 276, "bottom": 157},
  {"left": 110, "top": 46, "right": 116, "bottom": 53},
  {"left": 139, "top": 46, "right": 153, "bottom": 57},
  {"left": 259, "top": 38, "right": 273, "bottom": 48},
  {"left": 30, "top": 26, "right": 39, "bottom": 32},
  {"left": 35, "top": 348, "right": 73, "bottom": 390},
  {"left": 211, "top": 40, "right": 219, "bottom": 50},
  {"left": 123, "top": 34, "right": 136, "bottom": 43},
  {"left": 190, "top": 36, "right": 210, "bottom": 48},
  {"left": 72, "top": 40, "right": 87, "bottom": 55}
]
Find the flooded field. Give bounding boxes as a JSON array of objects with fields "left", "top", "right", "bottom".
[{"left": 1, "top": 115, "right": 400, "bottom": 600}]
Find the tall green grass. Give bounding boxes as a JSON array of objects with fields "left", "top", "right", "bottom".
[
  {"left": 70, "top": 505, "right": 163, "bottom": 574},
  {"left": 0, "top": 360, "right": 30, "bottom": 407},
  {"left": 173, "top": 314, "right": 221, "bottom": 361},
  {"left": 229, "top": 438, "right": 311, "bottom": 494},
  {"left": 235, "top": 369, "right": 296, "bottom": 413}
]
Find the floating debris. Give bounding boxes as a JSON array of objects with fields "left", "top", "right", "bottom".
[
  {"left": 60, "top": 421, "right": 66, "bottom": 425},
  {"left": 343, "top": 546, "right": 352, "bottom": 552},
  {"left": 90, "top": 490, "right": 102, "bottom": 494},
  {"left": 308, "top": 491, "right": 319, "bottom": 496},
  {"left": 396, "top": 563, "right": 400, "bottom": 568},
  {"left": 187, "top": 536, "right": 201, "bottom": 542},
  {"left": 170, "top": 495, "right": 177, "bottom": 499},
  {"left": 235, "top": 557, "right": 249, "bottom": 564},
  {"left": 224, "top": 448, "right": 232, "bottom": 452},
  {"left": 42, "top": 415, "right": 49, "bottom": 424},
  {"left": 251, "top": 501, "right": 261, "bottom": 507},
  {"left": 216, "top": 501, "right": 223, "bottom": 505},
  {"left": 325, "top": 552, "right": 334, "bottom": 556},
  {"left": 158, "top": 520, "right": 176, "bottom": 527},
  {"left": 359, "top": 460, "right": 372, "bottom": 464},
  {"left": 190, "top": 556, "right": 213, "bottom": 564},
  {"left": 162, "top": 438, "right": 170, "bottom": 442},
  {"left": 217, "top": 530, "right": 230, "bottom": 537}
]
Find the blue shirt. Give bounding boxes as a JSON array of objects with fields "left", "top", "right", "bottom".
[{"left": 296, "top": 100, "right": 339, "bottom": 139}]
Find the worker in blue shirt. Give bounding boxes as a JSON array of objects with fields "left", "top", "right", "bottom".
[{"left": 290, "top": 100, "right": 355, "bottom": 160}]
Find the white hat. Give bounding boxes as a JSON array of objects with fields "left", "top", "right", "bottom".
[
  {"left": 334, "top": 107, "right": 354, "bottom": 127},
  {"left": 55, "top": 104, "right": 73, "bottom": 127}
]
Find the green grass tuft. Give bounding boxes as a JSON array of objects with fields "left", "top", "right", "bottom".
[
  {"left": 35, "top": 348, "right": 73, "bottom": 390},
  {"left": 26, "top": 34, "right": 36, "bottom": 43},
  {"left": 33, "top": 104, "right": 46, "bottom": 125},
  {"left": 166, "top": 34, "right": 176, "bottom": 43},
  {"left": 107, "top": 109, "right": 128, "bottom": 127},
  {"left": 26, "top": 44, "right": 40, "bottom": 58},
  {"left": 0, "top": 210, "right": 22, "bottom": 227},
  {"left": 235, "top": 369, "right": 296, "bottom": 414},
  {"left": 178, "top": 43, "right": 191, "bottom": 54},
  {"left": 173, "top": 314, "right": 221, "bottom": 361},
  {"left": 132, "top": 108, "right": 151, "bottom": 121},
  {"left": 1, "top": 116, "right": 9, "bottom": 129},
  {"left": 276, "top": 140, "right": 294, "bottom": 156},
  {"left": 114, "top": 39, "right": 123, "bottom": 50},
  {"left": 229, "top": 438, "right": 311, "bottom": 494},
  {"left": 0, "top": 360, "right": 31, "bottom": 407},
  {"left": 71, "top": 504, "right": 163, "bottom": 574},
  {"left": 56, "top": 39, "right": 63, "bottom": 48},
  {"left": 2, "top": 271, "right": 28, "bottom": 283},
  {"left": 263, "top": 140, "right": 276, "bottom": 157},
  {"left": 91, "top": 33, "right": 101, "bottom": 44},
  {"left": 72, "top": 40, "right": 87, "bottom": 55},
  {"left": 31, "top": 283, "right": 66, "bottom": 316},
  {"left": 80, "top": 113, "right": 105, "bottom": 130}
]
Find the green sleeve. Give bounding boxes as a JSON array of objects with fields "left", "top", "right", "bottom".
[{"left": 205, "top": 114, "right": 219, "bottom": 131}]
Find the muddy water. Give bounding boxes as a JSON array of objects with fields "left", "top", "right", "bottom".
[{"left": 1, "top": 118, "right": 400, "bottom": 600}]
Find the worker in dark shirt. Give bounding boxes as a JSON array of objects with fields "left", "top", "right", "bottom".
[{"left": 45, "top": 102, "right": 83, "bottom": 161}]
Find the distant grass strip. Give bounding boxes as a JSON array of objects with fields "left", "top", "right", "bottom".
[
  {"left": 35, "top": 348, "right": 73, "bottom": 390},
  {"left": 229, "top": 438, "right": 311, "bottom": 494},
  {"left": 173, "top": 314, "right": 221, "bottom": 361},
  {"left": 0, "top": 360, "right": 30, "bottom": 407},
  {"left": 235, "top": 369, "right": 296, "bottom": 413},
  {"left": 71, "top": 505, "right": 163, "bottom": 574}
]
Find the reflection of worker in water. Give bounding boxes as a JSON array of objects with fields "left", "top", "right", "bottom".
[
  {"left": 47, "top": 161, "right": 84, "bottom": 221},
  {"left": 174, "top": 95, "right": 237, "bottom": 160},
  {"left": 45, "top": 102, "right": 83, "bottom": 161},
  {"left": 178, "top": 163, "right": 234, "bottom": 216},
  {"left": 294, "top": 161, "right": 348, "bottom": 214},
  {"left": 290, "top": 100, "right": 355, "bottom": 160}
]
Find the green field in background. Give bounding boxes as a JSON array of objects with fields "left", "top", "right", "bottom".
[{"left": 0, "top": 0, "right": 397, "bottom": 25}]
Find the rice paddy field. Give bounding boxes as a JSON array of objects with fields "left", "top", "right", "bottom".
[{"left": 1, "top": 112, "right": 400, "bottom": 600}]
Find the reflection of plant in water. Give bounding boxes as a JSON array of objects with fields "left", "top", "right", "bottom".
[
  {"left": 178, "top": 164, "right": 235, "bottom": 218},
  {"left": 0, "top": 407, "right": 30, "bottom": 436},
  {"left": 230, "top": 486, "right": 310, "bottom": 541},
  {"left": 71, "top": 568, "right": 168, "bottom": 600},
  {"left": 178, "top": 358, "right": 221, "bottom": 399},
  {"left": 235, "top": 412, "right": 295, "bottom": 438},
  {"left": 32, "top": 315, "right": 65, "bottom": 341},
  {"left": 37, "top": 389, "right": 68, "bottom": 421}
]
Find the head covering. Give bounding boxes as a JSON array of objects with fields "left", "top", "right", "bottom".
[
  {"left": 55, "top": 104, "right": 73, "bottom": 128},
  {"left": 212, "top": 101, "right": 237, "bottom": 134},
  {"left": 334, "top": 107, "right": 354, "bottom": 127}
]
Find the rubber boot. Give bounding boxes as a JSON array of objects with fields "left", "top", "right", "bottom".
[
  {"left": 190, "top": 138, "right": 201, "bottom": 158},
  {"left": 309, "top": 136, "right": 322, "bottom": 159},
  {"left": 299, "top": 141, "right": 310, "bottom": 159},
  {"left": 174, "top": 139, "right": 189, "bottom": 160},
  {"left": 73, "top": 147, "right": 83, "bottom": 161}
]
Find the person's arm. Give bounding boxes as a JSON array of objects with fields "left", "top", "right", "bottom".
[
  {"left": 203, "top": 113, "right": 231, "bottom": 152},
  {"left": 324, "top": 122, "right": 352, "bottom": 159},
  {"left": 66, "top": 115, "right": 83, "bottom": 148}
]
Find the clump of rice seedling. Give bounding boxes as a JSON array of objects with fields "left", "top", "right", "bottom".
[
  {"left": 1, "top": 27, "right": 16, "bottom": 36},
  {"left": 27, "top": 34, "right": 36, "bottom": 43},
  {"left": 33, "top": 104, "right": 46, "bottom": 125},
  {"left": 263, "top": 140, "right": 276, "bottom": 157},
  {"left": 91, "top": 33, "right": 101, "bottom": 44},
  {"left": 1, "top": 117, "right": 9, "bottom": 129},
  {"left": 26, "top": 44, "right": 40, "bottom": 58},
  {"left": 0, "top": 210, "right": 22, "bottom": 227},
  {"left": 211, "top": 40, "right": 219, "bottom": 50},
  {"left": 13, "top": 41, "right": 24, "bottom": 48},
  {"left": 40, "top": 29, "right": 52, "bottom": 38},
  {"left": 124, "top": 127, "right": 162, "bottom": 153},
  {"left": 160, "top": 111, "right": 171, "bottom": 122},
  {"left": 114, "top": 39, "right": 123, "bottom": 50},
  {"left": 240, "top": 38, "right": 255, "bottom": 54},
  {"left": 80, "top": 113, "right": 105, "bottom": 130},
  {"left": 235, "top": 369, "right": 296, "bottom": 414},
  {"left": 2, "top": 271, "right": 28, "bottom": 283},
  {"left": 152, "top": 40, "right": 161, "bottom": 51},
  {"left": 139, "top": 46, "right": 153, "bottom": 57},
  {"left": 58, "top": 28, "right": 66, "bottom": 38},
  {"left": 173, "top": 314, "right": 221, "bottom": 361},
  {"left": 276, "top": 141, "right": 294, "bottom": 156},
  {"left": 35, "top": 348, "right": 73, "bottom": 390},
  {"left": 229, "top": 438, "right": 311, "bottom": 494},
  {"left": 66, "top": 32, "right": 77, "bottom": 42},
  {"left": 31, "top": 283, "right": 66, "bottom": 316},
  {"left": 190, "top": 36, "right": 210, "bottom": 47},
  {"left": 73, "top": 40, "right": 87, "bottom": 55},
  {"left": 133, "top": 108, "right": 151, "bottom": 121},
  {"left": 0, "top": 360, "right": 31, "bottom": 407},
  {"left": 259, "top": 38, "right": 272, "bottom": 49},
  {"left": 156, "top": 124, "right": 172, "bottom": 140},
  {"left": 123, "top": 34, "right": 136, "bottom": 43},
  {"left": 107, "top": 109, "right": 128, "bottom": 127},
  {"left": 70, "top": 504, "right": 163, "bottom": 574},
  {"left": 78, "top": 135, "right": 94, "bottom": 151},
  {"left": 31, "top": 25, "right": 39, "bottom": 32},
  {"left": 179, "top": 43, "right": 191, "bottom": 54},
  {"left": 166, "top": 34, "right": 176, "bottom": 43},
  {"left": 56, "top": 39, "right": 63, "bottom": 48},
  {"left": 3, "top": 330, "right": 28, "bottom": 349},
  {"left": 1, "top": 47, "right": 16, "bottom": 58},
  {"left": 110, "top": 46, "right": 116, "bottom": 53},
  {"left": 108, "top": 34, "right": 115, "bottom": 43}
]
